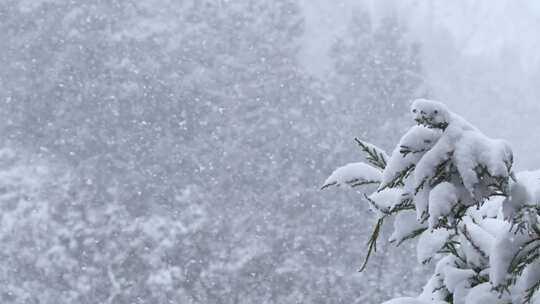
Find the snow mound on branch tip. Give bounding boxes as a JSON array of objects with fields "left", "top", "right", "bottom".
[{"left": 322, "top": 162, "right": 381, "bottom": 189}]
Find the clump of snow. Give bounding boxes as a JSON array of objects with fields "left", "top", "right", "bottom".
[
  {"left": 490, "top": 229, "right": 530, "bottom": 287},
  {"left": 515, "top": 259, "right": 540, "bottom": 304},
  {"left": 322, "top": 162, "right": 381, "bottom": 189},
  {"left": 410, "top": 99, "right": 452, "bottom": 130},
  {"left": 428, "top": 182, "right": 457, "bottom": 228},
  {"left": 454, "top": 131, "right": 512, "bottom": 195},
  {"left": 476, "top": 196, "right": 504, "bottom": 219},
  {"left": 417, "top": 228, "right": 451, "bottom": 263},
  {"left": 389, "top": 210, "right": 426, "bottom": 244},
  {"left": 458, "top": 218, "right": 493, "bottom": 266},
  {"left": 412, "top": 136, "right": 453, "bottom": 220},
  {"left": 380, "top": 125, "right": 440, "bottom": 190},
  {"left": 465, "top": 283, "right": 510, "bottom": 304},
  {"left": 368, "top": 188, "right": 403, "bottom": 216},
  {"left": 419, "top": 274, "right": 448, "bottom": 302},
  {"left": 407, "top": 99, "right": 513, "bottom": 219},
  {"left": 411, "top": 99, "right": 477, "bottom": 132},
  {"left": 503, "top": 170, "right": 540, "bottom": 219},
  {"left": 443, "top": 266, "right": 475, "bottom": 298}
]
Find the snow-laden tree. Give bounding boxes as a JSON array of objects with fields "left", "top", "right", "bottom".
[
  {"left": 323, "top": 99, "right": 539, "bottom": 304},
  {"left": 0, "top": 146, "right": 213, "bottom": 303}
]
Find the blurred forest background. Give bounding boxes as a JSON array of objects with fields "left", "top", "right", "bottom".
[{"left": 0, "top": 0, "right": 539, "bottom": 303}]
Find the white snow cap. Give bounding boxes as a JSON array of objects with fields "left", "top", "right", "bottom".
[
  {"left": 464, "top": 283, "right": 510, "bottom": 304},
  {"left": 368, "top": 187, "right": 403, "bottom": 216},
  {"left": 428, "top": 182, "right": 457, "bottom": 228},
  {"left": 322, "top": 162, "right": 381, "bottom": 189},
  {"left": 389, "top": 210, "right": 426, "bottom": 244},
  {"left": 411, "top": 99, "right": 451, "bottom": 129},
  {"left": 417, "top": 228, "right": 451, "bottom": 263}
]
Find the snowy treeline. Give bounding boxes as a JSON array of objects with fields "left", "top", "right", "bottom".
[
  {"left": 325, "top": 100, "right": 539, "bottom": 304},
  {"left": 0, "top": 1, "right": 427, "bottom": 303}
]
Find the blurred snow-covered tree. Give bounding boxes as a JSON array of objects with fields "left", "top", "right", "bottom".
[
  {"left": 0, "top": 1, "right": 430, "bottom": 303},
  {"left": 0, "top": 147, "right": 214, "bottom": 303},
  {"left": 330, "top": 12, "right": 425, "bottom": 145}
]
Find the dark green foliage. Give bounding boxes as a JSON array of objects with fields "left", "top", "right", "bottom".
[
  {"left": 525, "top": 282, "right": 540, "bottom": 304},
  {"left": 395, "top": 227, "right": 428, "bottom": 247},
  {"left": 510, "top": 205, "right": 540, "bottom": 234},
  {"left": 429, "top": 153, "right": 455, "bottom": 187},
  {"left": 379, "top": 164, "right": 415, "bottom": 191},
  {"left": 355, "top": 138, "right": 387, "bottom": 170},
  {"left": 438, "top": 239, "right": 466, "bottom": 265},
  {"left": 414, "top": 117, "right": 449, "bottom": 130},
  {"left": 508, "top": 238, "right": 540, "bottom": 284},
  {"left": 399, "top": 145, "right": 429, "bottom": 157},
  {"left": 358, "top": 217, "right": 384, "bottom": 272}
]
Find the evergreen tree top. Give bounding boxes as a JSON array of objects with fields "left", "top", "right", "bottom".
[{"left": 324, "top": 99, "right": 539, "bottom": 304}]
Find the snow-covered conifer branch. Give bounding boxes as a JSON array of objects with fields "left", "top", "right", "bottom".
[
  {"left": 321, "top": 162, "right": 381, "bottom": 190},
  {"left": 358, "top": 217, "right": 384, "bottom": 272},
  {"left": 324, "top": 99, "right": 540, "bottom": 303},
  {"left": 379, "top": 164, "right": 415, "bottom": 191},
  {"left": 525, "top": 282, "right": 540, "bottom": 304},
  {"left": 355, "top": 138, "right": 388, "bottom": 170},
  {"left": 460, "top": 224, "right": 488, "bottom": 261},
  {"left": 394, "top": 227, "right": 428, "bottom": 247}
]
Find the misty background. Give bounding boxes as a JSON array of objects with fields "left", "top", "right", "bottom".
[{"left": 0, "top": 0, "right": 539, "bottom": 303}]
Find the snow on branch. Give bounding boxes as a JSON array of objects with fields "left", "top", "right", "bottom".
[
  {"left": 354, "top": 138, "right": 389, "bottom": 170},
  {"left": 321, "top": 162, "right": 381, "bottom": 190},
  {"left": 323, "top": 98, "right": 540, "bottom": 304}
]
